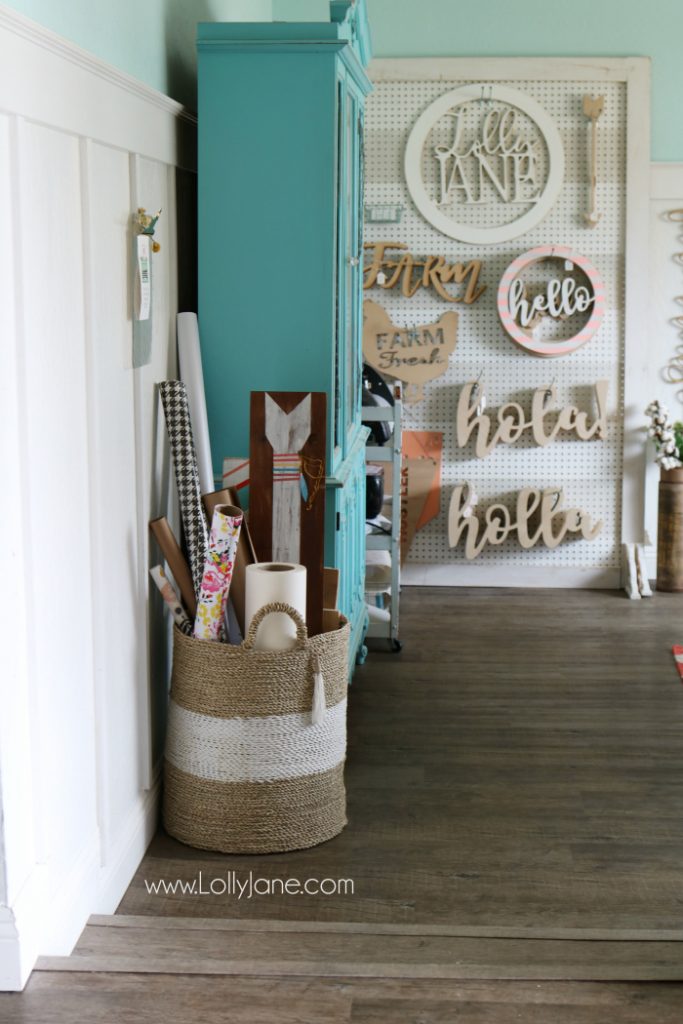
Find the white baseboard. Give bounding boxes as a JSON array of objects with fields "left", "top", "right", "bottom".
[
  {"left": 93, "top": 781, "right": 160, "bottom": 915},
  {"left": 0, "top": 909, "right": 24, "bottom": 991},
  {"left": 402, "top": 564, "right": 621, "bottom": 588},
  {"left": 0, "top": 782, "right": 159, "bottom": 991},
  {"left": 643, "top": 544, "right": 657, "bottom": 580}
]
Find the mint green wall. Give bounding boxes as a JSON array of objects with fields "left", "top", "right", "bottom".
[
  {"left": 3, "top": 0, "right": 272, "bottom": 107},
  {"left": 274, "top": 0, "right": 682, "bottom": 162},
  {"left": 368, "top": 0, "right": 681, "bottom": 162},
  {"left": 7, "top": 0, "right": 682, "bottom": 159}
]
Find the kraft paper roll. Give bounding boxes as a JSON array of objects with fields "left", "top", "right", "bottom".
[
  {"left": 149, "top": 516, "right": 197, "bottom": 617},
  {"left": 245, "top": 563, "right": 307, "bottom": 651},
  {"left": 177, "top": 312, "right": 214, "bottom": 495}
]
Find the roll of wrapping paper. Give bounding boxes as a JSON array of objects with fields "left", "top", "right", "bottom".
[
  {"left": 177, "top": 313, "right": 214, "bottom": 495},
  {"left": 159, "top": 380, "right": 208, "bottom": 598},
  {"left": 245, "top": 562, "right": 307, "bottom": 650},
  {"left": 149, "top": 516, "right": 197, "bottom": 617},
  {"left": 193, "top": 504, "right": 243, "bottom": 642},
  {"left": 202, "top": 488, "right": 257, "bottom": 635},
  {"left": 149, "top": 565, "right": 193, "bottom": 635}
]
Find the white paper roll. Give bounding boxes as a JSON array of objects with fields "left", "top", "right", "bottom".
[
  {"left": 245, "top": 563, "right": 307, "bottom": 651},
  {"left": 177, "top": 312, "right": 214, "bottom": 495},
  {"left": 366, "top": 602, "right": 390, "bottom": 624}
]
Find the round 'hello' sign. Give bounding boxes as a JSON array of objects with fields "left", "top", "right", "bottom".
[{"left": 497, "top": 245, "right": 606, "bottom": 358}]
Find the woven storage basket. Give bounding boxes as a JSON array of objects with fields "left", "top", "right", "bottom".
[{"left": 163, "top": 601, "right": 350, "bottom": 854}]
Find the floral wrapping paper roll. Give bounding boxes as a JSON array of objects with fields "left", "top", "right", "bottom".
[{"left": 193, "top": 504, "right": 243, "bottom": 642}]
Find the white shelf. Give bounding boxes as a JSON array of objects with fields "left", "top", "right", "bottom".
[{"left": 362, "top": 393, "right": 402, "bottom": 648}]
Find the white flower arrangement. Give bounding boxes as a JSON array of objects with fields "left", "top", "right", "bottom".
[{"left": 645, "top": 400, "right": 683, "bottom": 470}]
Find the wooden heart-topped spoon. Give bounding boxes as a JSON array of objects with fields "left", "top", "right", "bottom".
[{"left": 583, "top": 94, "right": 605, "bottom": 227}]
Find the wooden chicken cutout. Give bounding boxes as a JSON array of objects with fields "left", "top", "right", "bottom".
[{"left": 363, "top": 300, "right": 459, "bottom": 403}]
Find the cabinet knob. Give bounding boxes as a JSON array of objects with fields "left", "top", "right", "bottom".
[{"left": 349, "top": 256, "right": 360, "bottom": 267}]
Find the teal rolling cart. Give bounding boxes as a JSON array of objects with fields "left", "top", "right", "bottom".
[{"left": 197, "top": 1, "right": 372, "bottom": 669}]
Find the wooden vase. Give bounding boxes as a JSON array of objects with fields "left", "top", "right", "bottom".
[{"left": 656, "top": 467, "right": 683, "bottom": 591}]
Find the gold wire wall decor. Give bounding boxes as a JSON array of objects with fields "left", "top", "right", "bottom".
[{"left": 663, "top": 209, "right": 683, "bottom": 397}]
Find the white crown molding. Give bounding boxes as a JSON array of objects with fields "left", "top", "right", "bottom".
[
  {"left": 0, "top": 3, "right": 196, "bottom": 170},
  {"left": 0, "top": 4, "right": 196, "bottom": 125}
]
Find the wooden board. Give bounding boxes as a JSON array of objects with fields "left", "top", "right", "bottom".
[
  {"left": 6, "top": 973, "right": 683, "bottom": 1024},
  {"left": 37, "top": 915, "right": 683, "bottom": 981},
  {"left": 323, "top": 567, "right": 340, "bottom": 611},
  {"left": 249, "top": 392, "right": 326, "bottom": 636}
]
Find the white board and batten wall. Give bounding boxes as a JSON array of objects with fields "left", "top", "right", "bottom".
[{"left": 0, "top": 5, "right": 196, "bottom": 989}]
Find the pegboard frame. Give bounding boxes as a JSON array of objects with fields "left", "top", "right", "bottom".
[{"left": 369, "top": 57, "right": 650, "bottom": 588}]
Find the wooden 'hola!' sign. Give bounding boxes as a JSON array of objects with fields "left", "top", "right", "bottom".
[
  {"left": 456, "top": 380, "right": 609, "bottom": 457},
  {"left": 363, "top": 299, "right": 458, "bottom": 402}
]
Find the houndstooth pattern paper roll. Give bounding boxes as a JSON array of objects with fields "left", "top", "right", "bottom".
[{"left": 159, "top": 380, "right": 209, "bottom": 598}]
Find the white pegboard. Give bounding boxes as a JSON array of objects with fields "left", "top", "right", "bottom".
[{"left": 365, "top": 74, "right": 626, "bottom": 572}]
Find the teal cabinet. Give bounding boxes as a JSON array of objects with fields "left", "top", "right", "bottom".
[{"left": 197, "top": 1, "right": 372, "bottom": 667}]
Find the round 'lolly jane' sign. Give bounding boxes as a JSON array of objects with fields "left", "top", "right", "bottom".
[
  {"left": 496, "top": 245, "right": 606, "bottom": 358},
  {"left": 404, "top": 84, "right": 564, "bottom": 245}
]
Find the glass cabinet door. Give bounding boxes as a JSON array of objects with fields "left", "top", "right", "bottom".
[
  {"left": 345, "top": 86, "right": 364, "bottom": 450},
  {"left": 333, "top": 79, "right": 343, "bottom": 460},
  {"left": 334, "top": 73, "right": 364, "bottom": 461},
  {"left": 344, "top": 88, "right": 357, "bottom": 446}
]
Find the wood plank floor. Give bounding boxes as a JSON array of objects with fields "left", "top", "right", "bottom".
[
  {"left": 4, "top": 973, "right": 683, "bottom": 1023},
  {"left": 6, "top": 587, "right": 683, "bottom": 1019},
  {"left": 34, "top": 916, "right": 683, "bottom": 980},
  {"left": 119, "top": 587, "right": 683, "bottom": 933}
]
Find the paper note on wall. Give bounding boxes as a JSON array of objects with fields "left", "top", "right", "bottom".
[
  {"left": 137, "top": 234, "right": 151, "bottom": 321},
  {"left": 401, "top": 431, "right": 443, "bottom": 561}
]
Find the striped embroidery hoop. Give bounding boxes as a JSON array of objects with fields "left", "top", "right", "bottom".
[{"left": 497, "top": 245, "right": 606, "bottom": 358}]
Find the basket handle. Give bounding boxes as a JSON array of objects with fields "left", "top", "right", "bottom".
[{"left": 242, "top": 602, "right": 308, "bottom": 651}]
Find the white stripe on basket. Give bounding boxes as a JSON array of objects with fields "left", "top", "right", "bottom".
[{"left": 165, "top": 699, "right": 347, "bottom": 783}]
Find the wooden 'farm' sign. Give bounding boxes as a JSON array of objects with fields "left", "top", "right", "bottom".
[
  {"left": 363, "top": 299, "right": 458, "bottom": 402},
  {"left": 363, "top": 242, "right": 485, "bottom": 304},
  {"left": 249, "top": 392, "right": 326, "bottom": 636}
]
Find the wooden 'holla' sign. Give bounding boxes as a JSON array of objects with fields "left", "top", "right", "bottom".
[
  {"left": 404, "top": 84, "right": 564, "bottom": 244},
  {"left": 457, "top": 380, "right": 609, "bottom": 457},
  {"left": 497, "top": 245, "right": 606, "bottom": 357},
  {"left": 363, "top": 300, "right": 458, "bottom": 402},
  {"left": 448, "top": 483, "right": 602, "bottom": 559},
  {"left": 363, "top": 241, "right": 485, "bottom": 304}
]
